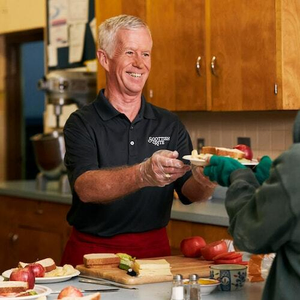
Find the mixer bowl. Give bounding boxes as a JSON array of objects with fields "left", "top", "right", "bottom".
[{"left": 31, "top": 131, "right": 66, "bottom": 179}]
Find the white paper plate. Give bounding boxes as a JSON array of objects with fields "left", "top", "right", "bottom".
[
  {"left": 2, "top": 285, "right": 52, "bottom": 299},
  {"left": 2, "top": 268, "right": 80, "bottom": 284},
  {"left": 183, "top": 155, "right": 258, "bottom": 167},
  {"left": 183, "top": 155, "right": 209, "bottom": 166}
]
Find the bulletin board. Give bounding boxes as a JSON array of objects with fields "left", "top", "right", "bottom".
[{"left": 47, "top": 0, "right": 96, "bottom": 70}]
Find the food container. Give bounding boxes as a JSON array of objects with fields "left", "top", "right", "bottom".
[{"left": 210, "top": 264, "right": 247, "bottom": 291}]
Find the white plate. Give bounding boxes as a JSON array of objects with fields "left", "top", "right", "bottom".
[
  {"left": 2, "top": 285, "right": 52, "bottom": 299},
  {"left": 183, "top": 155, "right": 258, "bottom": 167},
  {"left": 2, "top": 268, "right": 80, "bottom": 284},
  {"left": 183, "top": 155, "right": 209, "bottom": 166}
]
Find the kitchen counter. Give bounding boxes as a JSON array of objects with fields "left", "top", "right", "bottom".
[
  {"left": 0, "top": 180, "right": 229, "bottom": 226},
  {"left": 39, "top": 276, "right": 265, "bottom": 300}
]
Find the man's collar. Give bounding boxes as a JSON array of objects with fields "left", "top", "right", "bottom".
[{"left": 94, "top": 89, "right": 156, "bottom": 121}]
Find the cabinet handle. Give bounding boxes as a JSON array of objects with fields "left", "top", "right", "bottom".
[
  {"left": 36, "top": 209, "right": 44, "bottom": 215},
  {"left": 196, "top": 56, "right": 201, "bottom": 76},
  {"left": 211, "top": 56, "right": 217, "bottom": 76},
  {"left": 9, "top": 233, "right": 19, "bottom": 242},
  {"left": 149, "top": 89, "right": 153, "bottom": 98}
]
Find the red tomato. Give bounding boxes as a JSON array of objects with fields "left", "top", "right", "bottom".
[
  {"left": 201, "top": 240, "right": 227, "bottom": 261},
  {"left": 212, "top": 251, "right": 242, "bottom": 261},
  {"left": 214, "top": 257, "right": 243, "bottom": 264},
  {"left": 180, "top": 236, "right": 207, "bottom": 258}
]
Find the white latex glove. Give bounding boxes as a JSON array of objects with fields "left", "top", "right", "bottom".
[
  {"left": 192, "top": 165, "right": 217, "bottom": 199},
  {"left": 138, "top": 150, "right": 191, "bottom": 187}
]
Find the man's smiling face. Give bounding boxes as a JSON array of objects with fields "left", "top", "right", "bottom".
[{"left": 106, "top": 27, "right": 152, "bottom": 97}]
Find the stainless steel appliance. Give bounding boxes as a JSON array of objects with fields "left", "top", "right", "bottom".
[
  {"left": 30, "top": 130, "right": 70, "bottom": 193},
  {"left": 38, "top": 70, "right": 97, "bottom": 128},
  {"left": 32, "top": 70, "right": 97, "bottom": 192}
]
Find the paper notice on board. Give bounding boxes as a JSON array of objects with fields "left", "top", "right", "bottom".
[
  {"left": 69, "top": 23, "right": 86, "bottom": 63},
  {"left": 68, "top": 0, "right": 88, "bottom": 24},
  {"left": 47, "top": 44, "right": 58, "bottom": 67},
  {"left": 49, "top": 0, "right": 69, "bottom": 47}
]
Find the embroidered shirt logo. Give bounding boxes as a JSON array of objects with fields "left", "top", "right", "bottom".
[{"left": 148, "top": 136, "right": 170, "bottom": 146}]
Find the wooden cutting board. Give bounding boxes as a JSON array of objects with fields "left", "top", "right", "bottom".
[{"left": 76, "top": 256, "right": 213, "bottom": 285}]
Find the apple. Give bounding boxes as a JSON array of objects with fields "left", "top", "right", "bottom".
[
  {"left": 234, "top": 144, "right": 253, "bottom": 160},
  {"left": 27, "top": 263, "right": 45, "bottom": 278},
  {"left": 180, "top": 236, "right": 206, "bottom": 258},
  {"left": 10, "top": 266, "right": 35, "bottom": 289},
  {"left": 58, "top": 286, "right": 83, "bottom": 299}
]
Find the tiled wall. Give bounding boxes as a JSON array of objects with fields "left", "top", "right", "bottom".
[{"left": 177, "top": 111, "right": 298, "bottom": 160}]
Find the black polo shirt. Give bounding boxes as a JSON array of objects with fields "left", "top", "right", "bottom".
[{"left": 64, "top": 89, "right": 193, "bottom": 237}]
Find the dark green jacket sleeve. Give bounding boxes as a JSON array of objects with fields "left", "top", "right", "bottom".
[{"left": 225, "top": 145, "right": 300, "bottom": 254}]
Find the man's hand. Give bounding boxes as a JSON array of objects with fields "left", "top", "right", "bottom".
[
  {"left": 192, "top": 165, "right": 217, "bottom": 189},
  {"left": 204, "top": 156, "right": 246, "bottom": 187},
  {"left": 138, "top": 150, "right": 191, "bottom": 187},
  {"left": 255, "top": 156, "right": 272, "bottom": 184}
]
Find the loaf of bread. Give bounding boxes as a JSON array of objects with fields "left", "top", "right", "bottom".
[
  {"left": 83, "top": 253, "right": 120, "bottom": 268},
  {"left": 201, "top": 146, "right": 245, "bottom": 159}
]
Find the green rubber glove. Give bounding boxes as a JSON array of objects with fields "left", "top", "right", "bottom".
[
  {"left": 204, "top": 155, "right": 246, "bottom": 187},
  {"left": 254, "top": 156, "right": 272, "bottom": 184}
]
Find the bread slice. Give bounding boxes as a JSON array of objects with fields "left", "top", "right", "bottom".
[
  {"left": 59, "top": 292, "right": 101, "bottom": 300},
  {"left": 19, "top": 257, "right": 56, "bottom": 273},
  {"left": 83, "top": 253, "right": 120, "bottom": 268},
  {"left": 0, "top": 281, "right": 29, "bottom": 294},
  {"left": 202, "top": 146, "right": 245, "bottom": 159}
]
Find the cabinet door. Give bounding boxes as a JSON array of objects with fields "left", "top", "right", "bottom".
[
  {"left": 209, "top": 0, "right": 278, "bottom": 111},
  {"left": 146, "top": 0, "right": 207, "bottom": 111},
  {"left": 0, "top": 197, "right": 71, "bottom": 272},
  {"left": 95, "top": 0, "right": 147, "bottom": 91}
]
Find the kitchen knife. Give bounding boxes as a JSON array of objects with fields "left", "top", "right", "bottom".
[
  {"left": 79, "top": 276, "right": 138, "bottom": 290},
  {"left": 51, "top": 288, "right": 119, "bottom": 294}
]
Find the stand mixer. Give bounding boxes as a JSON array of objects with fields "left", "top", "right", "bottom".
[{"left": 32, "top": 70, "right": 97, "bottom": 193}]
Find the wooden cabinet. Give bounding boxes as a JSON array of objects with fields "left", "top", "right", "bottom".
[
  {"left": 95, "top": 0, "right": 300, "bottom": 112},
  {"left": 0, "top": 196, "right": 71, "bottom": 273},
  {"left": 209, "top": 0, "right": 278, "bottom": 111},
  {"left": 146, "top": 0, "right": 207, "bottom": 111},
  {"left": 166, "top": 219, "right": 232, "bottom": 255}
]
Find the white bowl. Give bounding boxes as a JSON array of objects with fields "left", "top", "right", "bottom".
[
  {"left": 199, "top": 278, "right": 220, "bottom": 295},
  {"left": 210, "top": 264, "right": 247, "bottom": 291}
]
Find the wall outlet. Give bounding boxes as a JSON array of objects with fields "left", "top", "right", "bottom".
[
  {"left": 197, "top": 138, "right": 205, "bottom": 152},
  {"left": 237, "top": 137, "right": 251, "bottom": 147}
]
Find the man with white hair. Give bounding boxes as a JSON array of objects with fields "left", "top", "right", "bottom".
[{"left": 61, "top": 15, "right": 216, "bottom": 266}]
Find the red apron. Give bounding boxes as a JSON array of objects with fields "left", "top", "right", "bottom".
[{"left": 61, "top": 227, "right": 171, "bottom": 267}]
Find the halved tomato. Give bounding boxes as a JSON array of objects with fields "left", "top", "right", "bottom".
[
  {"left": 201, "top": 240, "right": 228, "bottom": 261},
  {"left": 212, "top": 251, "right": 242, "bottom": 261},
  {"left": 214, "top": 256, "right": 243, "bottom": 264}
]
